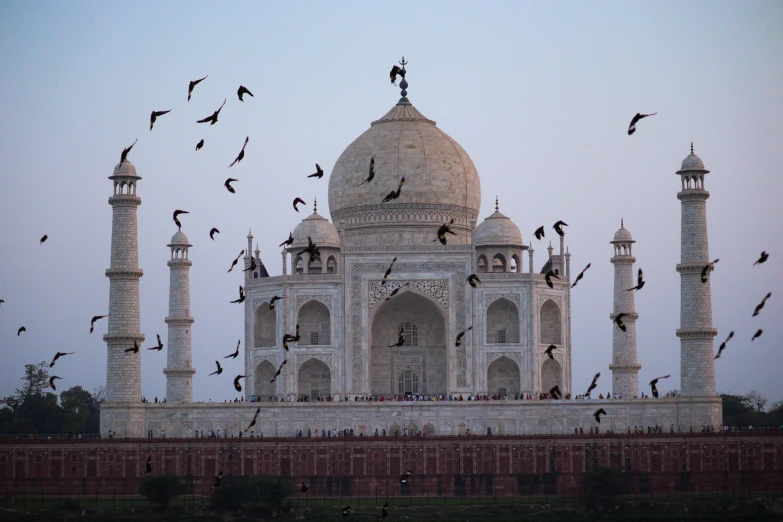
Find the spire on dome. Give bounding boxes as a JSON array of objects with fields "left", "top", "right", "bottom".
[
  {"left": 495, "top": 196, "right": 499, "bottom": 212},
  {"left": 621, "top": 218, "right": 624, "bottom": 228},
  {"left": 398, "top": 56, "right": 409, "bottom": 105},
  {"left": 313, "top": 197, "right": 317, "bottom": 213},
  {"left": 691, "top": 142, "right": 694, "bottom": 154}
]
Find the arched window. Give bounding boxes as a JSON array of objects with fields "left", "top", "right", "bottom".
[
  {"left": 253, "top": 272, "right": 258, "bottom": 279},
  {"left": 492, "top": 253, "right": 506, "bottom": 272},
  {"left": 511, "top": 254, "right": 521, "bottom": 273},
  {"left": 327, "top": 256, "right": 337, "bottom": 274},
  {"left": 298, "top": 358, "right": 331, "bottom": 398},
  {"left": 308, "top": 255, "right": 322, "bottom": 273},
  {"left": 254, "top": 303, "right": 276, "bottom": 347},
  {"left": 298, "top": 300, "right": 331, "bottom": 345},
  {"left": 540, "top": 300, "right": 562, "bottom": 344},
  {"left": 486, "top": 298, "right": 520, "bottom": 344},
  {"left": 477, "top": 255, "right": 488, "bottom": 273},
  {"left": 400, "top": 321, "right": 418, "bottom": 347},
  {"left": 255, "top": 361, "right": 277, "bottom": 398},
  {"left": 294, "top": 256, "right": 304, "bottom": 274},
  {"left": 398, "top": 370, "right": 419, "bottom": 394}
]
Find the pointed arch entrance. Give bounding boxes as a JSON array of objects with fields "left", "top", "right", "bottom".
[{"left": 370, "top": 291, "right": 446, "bottom": 396}]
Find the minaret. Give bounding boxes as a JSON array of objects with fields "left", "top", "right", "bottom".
[
  {"left": 609, "top": 220, "right": 641, "bottom": 397},
  {"left": 104, "top": 161, "right": 144, "bottom": 403},
  {"left": 164, "top": 230, "right": 195, "bottom": 402},
  {"left": 676, "top": 144, "right": 717, "bottom": 397}
]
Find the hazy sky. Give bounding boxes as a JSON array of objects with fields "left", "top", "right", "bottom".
[{"left": 1, "top": 1, "right": 781, "bottom": 405}]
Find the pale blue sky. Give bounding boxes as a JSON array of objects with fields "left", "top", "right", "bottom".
[{"left": 0, "top": 1, "right": 781, "bottom": 404}]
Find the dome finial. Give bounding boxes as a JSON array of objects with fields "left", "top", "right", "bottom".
[
  {"left": 313, "top": 197, "right": 317, "bottom": 213},
  {"left": 690, "top": 142, "right": 694, "bottom": 154},
  {"left": 398, "top": 56, "right": 409, "bottom": 104},
  {"left": 495, "top": 196, "right": 499, "bottom": 212},
  {"left": 621, "top": 218, "right": 624, "bottom": 228}
]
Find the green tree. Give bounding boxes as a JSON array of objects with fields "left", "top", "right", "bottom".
[
  {"left": 582, "top": 467, "right": 632, "bottom": 509},
  {"left": 140, "top": 473, "right": 187, "bottom": 510},
  {"left": 247, "top": 475, "right": 294, "bottom": 508}
]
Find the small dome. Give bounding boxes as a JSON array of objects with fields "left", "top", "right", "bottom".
[
  {"left": 169, "top": 230, "right": 190, "bottom": 245},
  {"left": 611, "top": 221, "right": 634, "bottom": 243},
  {"left": 474, "top": 204, "right": 523, "bottom": 247},
  {"left": 290, "top": 209, "right": 340, "bottom": 251},
  {"left": 113, "top": 160, "right": 138, "bottom": 176},
  {"left": 678, "top": 143, "right": 708, "bottom": 172}
]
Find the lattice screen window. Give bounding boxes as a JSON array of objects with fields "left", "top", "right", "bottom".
[
  {"left": 310, "top": 389, "right": 320, "bottom": 399},
  {"left": 401, "top": 321, "right": 418, "bottom": 347},
  {"left": 310, "top": 332, "right": 319, "bottom": 345},
  {"left": 497, "top": 329, "right": 507, "bottom": 344},
  {"left": 398, "top": 370, "right": 419, "bottom": 394},
  {"left": 498, "top": 387, "right": 507, "bottom": 397}
]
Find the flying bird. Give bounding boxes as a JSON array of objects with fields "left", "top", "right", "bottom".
[
  {"left": 553, "top": 220, "right": 568, "bottom": 237},
  {"left": 90, "top": 314, "right": 109, "bottom": 333},
  {"left": 399, "top": 470, "right": 411, "bottom": 484},
  {"left": 282, "top": 324, "right": 300, "bottom": 350},
  {"left": 173, "top": 210, "right": 189, "bottom": 230},
  {"left": 308, "top": 164, "right": 324, "bottom": 179},
  {"left": 544, "top": 345, "right": 557, "bottom": 359},
  {"left": 244, "top": 258, "right": 256, "bottom": 272},
  {"left": 585, "top": 372, "right": 600, "bottom": 397},
  {"left": 293, "top": 197, "right": 306, "bottom": 212},
  {"left": 124, "top": 340, "right": 140, "bottom": 354},
  {"left": 269, "top": 295, "right": 284, "bottom": 309},
  {"left": 230, "top": 285, "right": 245, "bottom": 304},
  {"left": 341, "top": 506, "right": 352, "bottom": 516},
  {"left": 270, "top": 360, "right": 287, "bottom": 383},
  {"left": 245, "top": 407, "right": 261, "bottom": 432},
  {"left": 227, "top": 250, "right": 245, "bottom": 272},
  {"left": 299, "top": 481, "right": 309, "bottom": 493},
  {"left": 649, "top": 374, "right": 671, "bottom": 398},
  {"left": 196, "top": 98, "right": 226, "bottom": 125},
  {"left": 627, "top": 268, "right": 645, "bottom": 291},
  {"left": 358, "top": 157, "right": 375, "bottom": 186},
  {"left": 237, "top": 85, "right": 254, "bottom": 102},
  {"left": 381, "top": 257, "right": 397, "bottom": 285},
  {"left": 150, "top": 109, "right": 171, "bottom": 131},
  {"left": 224, "top": 340, "right": 240, "bottom": 360},
  {"left": 701, "top": 259, "right": 719, "bottom": 283},
  {"left": 571, "top": 263, "right": 591, "bottom": 288},
  {"left": 389, "top": 328, "right": 405, "bottom": 348},
  {"left": 753, "top": 251, "right": 769, "bottom": 265},
  {"left": 209, "top": 361, "right": 223, "bottom": 376},
  {"left": 715, "top": 331, "right": 734, "bottom": 359},
  {"left": 627, "top": 112, "right": 657, "bottom": 135},
  {"left": 380, "top": 502, "right": 389, "bottom": 519},
  {"left": 614, "top": 313, "right": 627, "bottom": 332},
  {"left": 751, "top": 329, "right": 763, "bottom": 341},
  {"left": 224, "top": 178, "right": 239, "bottom": 193},
  {"left": 549, "top": 385, "right": 562, "bottom": 400},
  {"left": 195, "top": 139, "right": 204, "bottom": 151},
  {"left": 49, "top": 376, "right": 62, "bottom": 391},
  {"left": 466, "top": 273, "right": 481, "bottom": 288},
  {"left": 213, "top": 471, "right": 223, "bottom": 488},
  {"left": 49, "top": 352, "right": 74, "bottom": 368},
  {"left": 433, "top": 218, "right": 456, "bottom": 245},
  {"left": 228, "top": 137, "right": 249, "bottom": 167},
  {"left": 188, "top": 75, "right": 207, "bottom": 101},
  {"left": 0, "top": 300, "right": 4, "bottom": 306},
  {"left": 390, "top": 65, "right": 405, "bottom": 85},
  {"left": 40, "top": 235, "right": 48, "bottom": 245},
  {"left": 593, "top": 408, "right": 607, "bottom": 423},
  {"left": 385, "top": 283, "right": 409, "bottom": 301},
  {"left": 279, "top": 232, "right": 294, "bottom": 248},
  {"left": 534, "top": 226, "right": 545, "bottom": 240},
  {"left": 209, "top": 228, "right": 219, "bottom": 240},
  {"left": 233, "top": 375, "right": 246, "bottom": 392},
  {"left": 17, "top": 326, "right": 26, "bottom": 336},
  {"left": 144, "top": 456, "right": 153, "bottom": 474},
  {"left": 545, "top": 270, "right": 560, "bottom": 289},
  {"left": 120, "top": 139, "right": 137, "bottom": 166},
  {"left": 147, "top": 334, "right": 163, "bottom": 351},
  {"left": 455, "top": 326, "right": 473, "bottom": 347},
  {"left": 752, "top": 292, "right": 772, "bottom": 317},
  {"left": 296, "top": 236, "right": 320, "bottom": 261},
  {"left": 382, "top": 176, "right": 405, "bottom": 203}
]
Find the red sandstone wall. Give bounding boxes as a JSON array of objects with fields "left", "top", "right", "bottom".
[{"left": 0, "top": 433, "right": 780, "bottom": 496}]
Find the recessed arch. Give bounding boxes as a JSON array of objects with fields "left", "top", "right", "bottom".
[
  {"left": 511, "top": 254, "right": 521, "bottom": 273},
  {"left": 254, "top": 360, "right": 277, "bottom": 398},
  {"left": 326, "top": 255, "right": 337, "bottom": 274},
  {"left": 254, "top": 303, "right": 276, "bottom": 347},
  {"left": 477, "top": 255, "right": 488, "bottom": 273},
  {"left": 298, "top": 358, "right": 331, "bottom": 399},
  {"left": 487, "top": 298, "right": 520, "bottom": 344},
  {"left": 294, "top": 256, "right": 304, "bottom": 274},
  {"left": 492, "top": 253, "right": 506, "bottom": 273},
  {"left": 297, "top": 300, "right": 331, "bottom": 345},
  {"left": 541, "top": 358, "right": 562, "bottom": 392},
  {"left": 540, "top": 299, "right": 562, "bottom": 345},
  {"left": 487, "top": 356, "right": 520, "bottom": 396},
  {"left": 308, "top": 254, "right": 322, "bottom": 273}
]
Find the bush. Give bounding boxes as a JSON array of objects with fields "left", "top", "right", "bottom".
[
  {"left": 140, "top": 472, "right": 187, "bottom": 510},
  {"left": 582, "top": 467, "right": 632, "bottom": 509},
  {"left": 210, "top": 475, "right": 294, "bottom": 512}
]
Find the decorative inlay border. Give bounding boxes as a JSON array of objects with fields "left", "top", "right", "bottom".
[
  {"left": 295, "top": 295, "right": 332, "bottom": 311},
  {"left": 369, "top": 280, "right": 448, "bottom": 312},
  {"left": 538, "top": 293, "right": 563, "bottom": 310},
  {"left": 486, "top": 351, "right": 522, "bottom": 367},
  {"left": 342, "top": 244, "right": 474, "bottom": 252},
  {"left": 295, "top": 353, "right": 334, "bottom": 372},
  {"left": 485, "top": 293, "right": 520, "bottom": 308},
  {"left": 252, "top": 355, "right": 278, "bottom": 369}
]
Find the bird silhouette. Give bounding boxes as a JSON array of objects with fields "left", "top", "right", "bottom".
[
  {"left": 308, "top": 164, "right": 324, "bottom": 179},
  {"left": 752, "top": 292, "right": 771, "bottom": 317},
  {"left": 49, "top": 376, "right": 62, "bottom": 391},
  {"left": 627, "top": 112, "right": 657, "bottom": 135},
  {"left": 571, "top": 263, "right": 591, "bottom": 288},
  {"left": 209, "top": 228, "right": 219, "bottom": 240},
  {"left": 49, "top": 352, "right": 75, "bottom": 368},
  {"left": 382, "top": 177, "right": 405, "bottom": 203},
  {"left": 433, "top": 218, "right": 456, "bottom": 245},
  {"left": 627, "top": 268, "right": 645, "bottom": 291},
  {"left": 701, "top": 259, "right": 719, "bottom": 283},
  {"left": 649, "top": 374, "right": 671, "bottom": 398},
  {"left": 553, "top": 220, "right": 568, "bottom": 237},
  {"left": 197, "top": 98, "right": 226, "bottom": 125},
  {"left": 299, "top": 481, "right": 309, "bottom": 493},
  {"left": 242, "top": 257, "right": 257, "bottom": 273},
  {"left": 195, "top": 139, "right": 204, "bottom": 151},
  {"left": 120, "top": 139, "right": 137, "bottom": 166},
  {"left": 293, "top": 197, "right": 306, "bottom": 212},
  {"left": 245, "top": 407, "right": 261, "bottom": 432},
  {"left": 544, "top": 345, "right": 557, "bottom": 359},
  {"left": 40, "top": 235, "right": 48, "bottom": 245},
  {"left": 389, "top": 328, "right": 405, "bottom": 348},
  {"left": 209, "top": 361, "right": 223, "bottom": 376},
  {"left": 233, "top": 375, "right": 246, "bottom": 392},
  {"left": 124, "top": 340, "right": 140, "bottom": 354},
  {"left": 188, "top": 75, "right": 207, "bottom": 101},
  {"left": 585, "top": 372, "right": 600, "bottom": 397},
  {"left": 147, "top": 334, "right": 163, "bottom": 351},
  {"left": 614, "top": 313, "right": 627, "bottom": 332},
  {"left": 390, "top": 65, "right": 405, "bottom": 85},
  {"left": 385, "top": 283, "right": 409, "bottom": 301},
  {"left": 230, "top": 286, "right": 245, "bottom": 304},
  {"left": 90, "top": 314, "right": 109, "bottom": 334},
  {"left": 282, "top": 325, "right": 300, "bottom": 351},
  {"left": 342, "top": 506, "right": 352, "bottom": 516},
  {"left": 296, "top": 236, "right": 320, "bottom": 261},
  {"left": 455, "top": 326, "right": 473, "bottom": 347},
  {"left": 224, "top": 178, "right": 239, "bottom": 193},
  {"left": 279, "top": 232, "right": 294, "bottom": 248},
  {"left": 549, "top": 385, "right": 562, "bottom": 400},
  {"left": 17, "top": 326, "right": 26, "bottom": 336},
  {"left": 359, "top": 157, "right": 375, "bottom": 186},
  {"left": 150, "top": 110, "right": 171, "bottom": 131},
  {"left": 380, "top": 502, "right": 389, "bottom": 519},
  {"left": 213, "top": 471, "right": 223, "bottom": 488},
  {"left": 228, "top": 137, "right": 249, "bottom": 167},
  {"left": 751, "top": 329, "right": 763, "bottom": 341},
  {"left": 399, "top": 470, "right": 411, "bottom": 484},
  {"left": 237, "top": 85, "right": 254, "bottom": 101},
  {"left": 270, "top": 360, "right": 287, "bottom": 383},
  {"left": 545, "top": 270, "right": 560, "bottom": 289},
  {"left": 534, "top": 226, "right": 545, "bottom": 240},
  {"left": 466, "top": 274, "right": 481, "bottom": 288},
  {"left": 381, "top": 257, "right": 397, "bottom": 285},
  {"left": 0, "top": 300, "right": 4, "bottom": 306},
  {"left": 144, "top": 456, "right": 153, "bottom": 474},
  {"left": 715, "top": 331, "right": 734, "bottom": 359},
  {"left": 753, "top": 251, "right": 769, "bottom": 265},
  {"left": 173, "top": 210, "right": 189, "bottom": 230},
  {"left": 593, "top": 408, "right": 607, "bottom": 423},
  {"left": 227, "top": 250, "right": 245, "bottom": 273},
  {"left": 223, "top": 339, "right": 242, "bottom": 359},
  {"left": 266, "top": 296, "right": 283, "bottom": 309}
]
